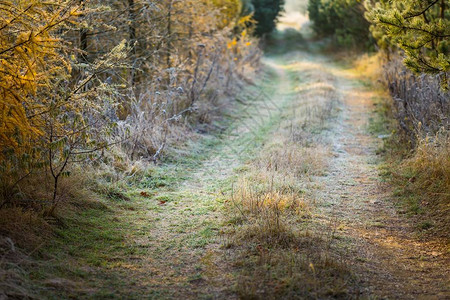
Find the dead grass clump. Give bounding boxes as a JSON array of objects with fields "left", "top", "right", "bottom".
[
  {"left": 289, "top": 95, "right": 340, "bottom": 146},
  {"left": 236, "top": 220, "right": 297, "bottom": 249},
  {"left": 229, "top": 219, "right": 355, "bottom": 299},
  {"left": 226, "top": 174, "right": 354, "bottom": 298},
  {"left": 0, "top": 208, "right": 51, "bottom": 253},
  {"left": 234, "top": 181, "right": 306, "bottom": 216},
  {"left": 257, "top": 143, "right": 328, "bottom": 177},
  {"left": 410, "top": 130, "right": 450, "bottom": 187},
  {"left": 0, "top": 237, "right": 39, "bottom": 299},
  {"left": 302, "top": 95, "right": 339, "bottom": 126},
  {"left": 0, "top": 207, "right": 49, "bottom": 297},
  {"left": 226, "top": 179, "right": 353, "bottom": 298},
  {"left": 229, "top": 178, "right": 308, "bottom": 248}
]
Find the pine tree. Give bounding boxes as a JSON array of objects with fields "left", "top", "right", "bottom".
[
  {"left": 251, "top": 0, "right": 285, "bottom": 36},
  {"left": 307, "top": 0, "right": 372, "bottom": 48},
  {"left": 366, "top": 0, "right": 449, "bottom": 87}
]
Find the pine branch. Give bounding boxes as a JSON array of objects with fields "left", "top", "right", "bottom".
[{"left": 404, "top": 0, "right": 439, "bottom": 20}]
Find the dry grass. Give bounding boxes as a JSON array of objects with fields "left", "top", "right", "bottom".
[
  {"left": 234, "top": 246, "right": 354, "bottom": 299},
  {"left": 225, "top": 168, "right": 354, "bottom": 298},
  {"left": 395, "top": 130, "right": 450, "bottom": 237},
  {"left": 0, "top": 170, "right": 105, "bottom": 298},
  {"left": 0, "top": 208, "right": 52, "bottom": 252},
  {"left": 410, "top": 130, "right": 450, "bottom": 188},
  {"left": 256, "top": 142, "right": 329, "bottom": 177},
  {"left": 0, "top": 167, "right": 96, "bottom": 213},
  {"left": 229, "top": 177, "right": 309, "bottom": 247},
  {"left": 0, "top": 197, "right": 53, "bottom": 299},
  {"left": 383, "top": 56, "right": 449, "bottom": 144},
  {"left": 353, "top": 53, "right": 384, "bottom": 83},
  {"left": 225, "top": 166, "right": 355, "bottom": 298},
  {"left": 0, "top": 237, "right": 39, "bottom": 299}
]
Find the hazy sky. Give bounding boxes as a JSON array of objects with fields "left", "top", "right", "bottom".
[{"left": 277, "top": 0, "right": 309, "bottom": 31}]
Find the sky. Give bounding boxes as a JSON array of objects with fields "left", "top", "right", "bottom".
[{"left": 277, "top": 0, "right": 309, "bottom": 31}]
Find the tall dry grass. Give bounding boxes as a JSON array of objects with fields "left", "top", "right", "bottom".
[
  {"left": 382, "top": 56, "right": 449, "bottom": 236},
  {"left": 397, "top": 130, "right": 450, "bottom": 236},
  {"left": 226, "top": 145, "right": 354, "bottom": 298},
  {"left": 229, "top": 174, "right": 310, "bottom": 248}
]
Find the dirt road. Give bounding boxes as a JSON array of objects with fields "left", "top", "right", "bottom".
[{"left": 126, "top": 49, "right": 449, "bottom": 298}]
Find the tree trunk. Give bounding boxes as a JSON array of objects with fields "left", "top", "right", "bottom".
[
  {"left": 129, "top": 0, "right": 137, "bottom": 86},
  {"left": 79, "top": 0, "right": 88, "bottom": 62},
  {"left": 167, "top": 0, "right": 173, "bottom": 70}
]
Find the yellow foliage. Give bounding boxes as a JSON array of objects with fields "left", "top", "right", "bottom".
[
  {"left": 227, "top": 38, "right": 238, "bottom": 49},
  {"left": 238, "top": 14, "right": 254, "bottom": 26},
  {"left": 211, "top": 0, "right": 241, "bottom": 27},
  {"left": 0, "top": 0, "right": 79, "bottom": 157}
]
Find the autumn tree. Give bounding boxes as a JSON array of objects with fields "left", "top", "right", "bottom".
[
  {"left": 212, "top": 0, "right": 242, "bottom": 28},
  {"left": 0, "top": 1, "right": 78, "bottom": 157}
]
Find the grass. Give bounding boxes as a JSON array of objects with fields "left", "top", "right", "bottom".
[
  {"left": 223, "top": 140, "right": 355, "bottom": 299},
  {"left": 393, "top": 131, "right": 450, "bottom": 237}
]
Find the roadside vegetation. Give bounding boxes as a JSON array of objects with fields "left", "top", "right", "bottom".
[{"left": 366, "top": 0, "right": 449, "bottom": 238}]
